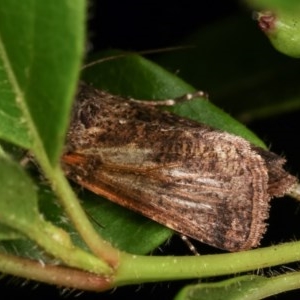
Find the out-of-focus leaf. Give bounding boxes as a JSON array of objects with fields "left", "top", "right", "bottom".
[{"left": 175, "top": 273, "right": 300, "bottom": 300}]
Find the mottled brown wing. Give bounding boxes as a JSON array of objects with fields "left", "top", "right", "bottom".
[
  {"left": 63, "top": 130, "right": 269, "bottom": 252},
  {"left": 62, "top": 83, "right": 297, "bottom": 251}
]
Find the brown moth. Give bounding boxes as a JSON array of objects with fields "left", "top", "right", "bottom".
[{"left": 62, "top": 82, "right": 297, "bottom": 252}]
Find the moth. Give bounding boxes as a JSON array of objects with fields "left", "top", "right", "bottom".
[{"left": 62, "top": 82, "right": 297, "bottom": 252}]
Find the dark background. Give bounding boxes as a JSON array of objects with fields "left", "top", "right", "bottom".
[
  {"left": 87, "top": 0, "right": 239, "bottom": 51},
  {"left": 3, "top": 0, "right": 300, "bottom": 299}
]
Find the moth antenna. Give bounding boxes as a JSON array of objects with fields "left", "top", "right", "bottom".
[{"left": 82, "top": 45, "right": 195, "bottom": 70}]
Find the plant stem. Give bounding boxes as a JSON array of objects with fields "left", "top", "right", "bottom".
[
  {"left": 36, "top": 153, "right": 121, "bottom": 267},
  {"left": 27, "top": 219, "right": 113, "bottom": 275},
  {"left": 0, "top": 252, "right": 113, "bottom": 291},
  {"left": 115, "top": 241, "right": 300, "bottom": 286}
]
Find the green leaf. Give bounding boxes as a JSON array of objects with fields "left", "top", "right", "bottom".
[
  {"left": 0, "top": 79, "right": 32, "bottom": 149},
  {"left": 0, "top": 153, "right": 42, "bottom": 232},
  {"left": 175, "top": 273, "right": 300, "bottom": 300},
  {"left": 0, "top": 0, "right": 86, "bottom": 164}
]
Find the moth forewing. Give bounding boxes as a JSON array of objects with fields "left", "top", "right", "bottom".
[{"left": 62, "top": 83, "right": 297, "bottom": 252}]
